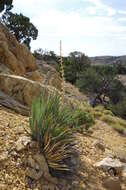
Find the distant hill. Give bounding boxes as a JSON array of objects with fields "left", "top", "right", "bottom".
[{"left": 90, "top": 55, "right": 126, "bottom": 66}]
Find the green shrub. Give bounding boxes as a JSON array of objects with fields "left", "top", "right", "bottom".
[
  {"left": 72, "top": 108, "right": 95, "bottom": 131},
  {"left": 29, "top": 92, "right": 73, "bottom": 171}
]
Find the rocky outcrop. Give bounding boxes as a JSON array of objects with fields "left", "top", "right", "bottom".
[
  {"left": 0, "top": 23, "right": 37, "bottom": 75},
  {"left": 0, "top": 90, "right": 29, "bottom": 116},
  {"left": 0, "top": 24, "right": 62, "bottom": 90},
  {"left": 0, "top": 74, "right": 60, "bottom": 107},
  {"left": 26, "top": 70, "right": 45, "bottom": 84}
]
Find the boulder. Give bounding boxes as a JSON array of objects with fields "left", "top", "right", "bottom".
[
  {"left": 0, "top": 24, "right": 37, "bottom": 75},
  {"left": 0, "top": 74, "right": 61, "bottom": 106},
  {"left": 95, "top": 157, "right": 123, "bottom": 174}
]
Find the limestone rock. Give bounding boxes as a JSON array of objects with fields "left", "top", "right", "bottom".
[
  {"left": 15, "top": 136, "right": 31, "bottom": 151},
  {"left": 0, "top": 74, "right": 60, "bottom": 106},
  {"left": 95, "top": 157, "right": 123, "bottom": 173},
  {"left": 26, "top": 70, "right": 45, "bottom": 84},
  {"left": 0, "top": 24, "right": 37, "bottom": 75},
  {"left": 0, "top": 24, "right": 62, "bottom": 91}
]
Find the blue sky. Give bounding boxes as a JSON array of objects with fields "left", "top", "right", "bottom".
[{"left": 13, "top": 0, "right": 126, "bottom": 56}]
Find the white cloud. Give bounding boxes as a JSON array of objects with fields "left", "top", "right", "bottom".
[
  {"left": 118, "top": 17, "right": 126, "bottom": 21},
  {"left": 32, "top": 9, "right": 126, "bottom": 37},
  {"left": 86, "top": 0, "right": 116, "bottom": 16},
  {"left": 118, "top": 10, "right": 126, "bottom": 15},
  {"left": 13, "top": 0, "right": 126, "bottom": 56},
  {"left": 87, "top": 6, "right": 97, "bottom": 15}
]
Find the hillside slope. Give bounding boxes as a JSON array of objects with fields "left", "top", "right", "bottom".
[
  {"left": 90, "top": 56, "right": 126, "bottom": 66},
  {"left": 0, "top": 106, "right": 126, "bottom": 190}
]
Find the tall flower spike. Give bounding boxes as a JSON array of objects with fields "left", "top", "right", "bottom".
[{"left": 60, "top": 40, "right": 65, "bottom": 103}]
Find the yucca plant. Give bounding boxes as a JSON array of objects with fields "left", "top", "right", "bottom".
[{"left": 29, "top": 91, "right": 74, "bottom": 171}]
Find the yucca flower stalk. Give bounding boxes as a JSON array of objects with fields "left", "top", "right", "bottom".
[{"left": 60, "top": 40, "right": 65, "bottom": 103}]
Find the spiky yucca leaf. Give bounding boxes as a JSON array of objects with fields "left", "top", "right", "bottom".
[{"left": 29, "top": 91, "right": 73, "bottom": 171}]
